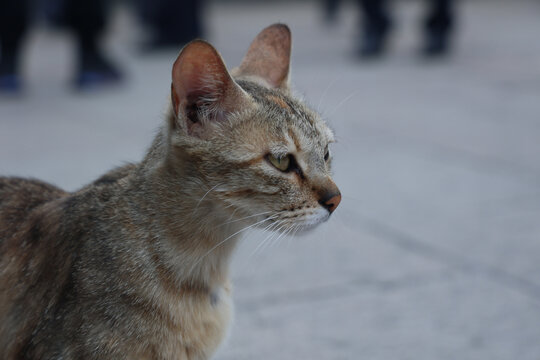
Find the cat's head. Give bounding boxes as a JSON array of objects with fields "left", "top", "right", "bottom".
[{"left": 167, "top": 24, "right": 340, "bottom": 234}]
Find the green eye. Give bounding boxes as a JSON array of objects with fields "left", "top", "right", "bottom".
[{"left": 268, "top": 154, "right": 291, "bottom": 172}]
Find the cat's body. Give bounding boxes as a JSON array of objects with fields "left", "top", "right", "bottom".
[
  {"left": 1, "top": 164, "right": 233, "bottom": 359},
  {"left": 0, "top": 25, "right": 340, "bottom": 359}
]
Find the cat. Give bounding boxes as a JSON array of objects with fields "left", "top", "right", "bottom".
[{"left": 0, "top": 24, "right": 341, "bottom": 359}]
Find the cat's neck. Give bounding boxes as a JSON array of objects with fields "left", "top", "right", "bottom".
[{"left": 125, "top": 128, "right": 243, "bottom": 290}]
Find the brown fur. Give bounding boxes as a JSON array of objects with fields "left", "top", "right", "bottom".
[{"left": 0, "top": 24, "right": 340, "bottom": 359}]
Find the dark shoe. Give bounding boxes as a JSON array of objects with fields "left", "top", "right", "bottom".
[
  {"left": 0, "top": 54, "right": 22, "bottom": 93},
  {"left": 75, "top": 51, "right": 123, "bottom": 90},
  {"left": 0, "top": 74, "right": 21, "bottom": 94}
]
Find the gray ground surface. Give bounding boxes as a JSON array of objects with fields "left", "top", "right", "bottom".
[{"left": 1, "top": 1, "right": 539, "bottom": 359}]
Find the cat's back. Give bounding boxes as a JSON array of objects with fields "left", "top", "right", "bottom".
[
  {"left": 0, "top": 177, "right": 70, "bottom": 356},
  {"left": 0, "top": 177, "right": 68, "bottom": 292},
  {"left": 0, "top": 177, "right": 67, "bottom": 239}
]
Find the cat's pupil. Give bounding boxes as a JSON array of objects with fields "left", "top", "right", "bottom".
[{"left": 324, "top": 151, "right": 329, "bottom": 161}]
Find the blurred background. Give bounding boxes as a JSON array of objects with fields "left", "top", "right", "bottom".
[{"left": 1, "top": 0, "right": 540, "bottom": 359}]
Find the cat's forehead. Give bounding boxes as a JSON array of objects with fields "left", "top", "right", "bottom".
[{"left": 236, "top": 80, "right": 334, "bottom": 147}]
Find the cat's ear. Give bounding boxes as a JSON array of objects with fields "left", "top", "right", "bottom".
[
  {"left": 233, "top": 23, "right": 292, "bottom": 90},
  {"left": 171, "top": 40, "right": 251, "bottom": 137}
]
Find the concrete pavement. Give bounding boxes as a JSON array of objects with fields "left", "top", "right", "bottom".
[{"left": 1, "top": 1, "right": 539, "bottom": 359}]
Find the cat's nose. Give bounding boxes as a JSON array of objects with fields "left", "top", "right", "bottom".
[{"left": 318, "top": 191, "right": 341, "bottom": 214}]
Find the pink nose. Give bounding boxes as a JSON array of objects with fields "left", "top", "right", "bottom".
[{"left": 319, "top": 192, "right": 341, "bottom": 213}]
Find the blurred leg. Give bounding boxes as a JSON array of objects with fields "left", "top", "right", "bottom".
[
  {"left": 159, "top": 0, "right": 202, "bottom": 44},
  {"left": 357, "top": 0, "right": 392, "bottom": 58},
  {"left": 323, "top": 0, "right": 342, "bottom": 24},
  {"left": 64, "top": 0, "right": 122, "bottom": 88},
  {"left": 0, "top": 0, "right": 30, "bottom": 91},
  {"left": 65, "top": 0, "right": 105, "bottom": 54},
  {"left": 141, "top": 0, "right": 204, "bottom": 51},
  {"left": 423, "top": 0, "right": 454, "bottom": 56}
]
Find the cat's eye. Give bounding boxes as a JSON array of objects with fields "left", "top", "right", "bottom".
[
  {"left": 324, "top": 145, "right": 331, "bottom": 162},
  {"left": 267, "top": 154, "right": 291, "bottom": 172}
]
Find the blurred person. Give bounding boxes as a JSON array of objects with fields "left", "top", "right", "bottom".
[
  {"left": 137, "top": 0, "right": 203, "bottom": 52},
  {"left": 0, "top": 0, "right": 122, "bottom": 93},
  {"left": 357, "top": 0, "right": 455, "bottom": 58}
]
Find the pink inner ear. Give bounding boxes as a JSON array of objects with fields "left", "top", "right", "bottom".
[
  {"left": 238, "top": 24, "right": 291, "bottom": 89},
  {"left": 172, "top": 41, "right": 230, "bottom": 115}
]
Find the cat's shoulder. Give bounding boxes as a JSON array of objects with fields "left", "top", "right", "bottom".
[
  {"left": 91, "top": 163, "right": 137, "bottom": 186},
  {"left": 0, "top": 175, "right": 67, "bottom": 225},
  {"left": 0, "top": 177, "right": 67, "bottom": 210},
  {"left": 0, "top": 177, "right": 67, "bottom": 245}
]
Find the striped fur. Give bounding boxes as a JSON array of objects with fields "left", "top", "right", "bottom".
[{"left": 0, "top": 24, "right": 339, "bottom": 359}]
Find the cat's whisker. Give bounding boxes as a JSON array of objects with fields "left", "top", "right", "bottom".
[
  {"left": 316, "top": 75, "right": 342, "bottom": 114},
  {"left": 270, "top": 226, "right": 288, "bottom": 249},
  {"left": 190, "top": 215, "right": 278, "bottom": 274},
  {"left": 284, "top": 224, "right": 300, "bottom": 247},
  {"left": 216, "top": 210, "right": 274, "bottom": 228},
  {"left": 259, "top": 216, "right": 283, "bottom": 233},
  {"left": 332, "top": 135, "right": 353, "bottom": 152},
  {"left": 276, "top": 222, "right": 295, "bottom": 245},
  {"left": 256, "top": 219, "right": 282, "bottom": 244},
  {"left": 253, "top": 217, "right": 281, "bottom": 245},
  {"left": 283, "top": 223, "right": 301, "bottom": 250},
  {"left": 258, "top": 221, "right": 284, "bottom": 251},
  {"left": 288, "top": 223, "right": 301, "bottom": 244},
  {"left": 325, "top": 90, "right": 358, "bottom": 119},
  {"left": 223, "top": 202, "right": 236, "bottom": 210},
  {"left": 222, "top": 204, "right": 239, "bottom": 223},
  {"left": 258, "top": 229, "right": 279, "bottom": 254},
  {"left": 293, "top": 223, "right": 302, "bottom": 239},
  {"left": 192, "top": 183, "right": 223, "bottom": 215},
  {"left": 250, "top": 219, "right": 285, "bottom": 257},
  {"left": 286, "top": 225, "right": 294, "bottom": 249},
  {"left": 282, "top": 223, "right": 298, "bottom": 243},
  {"left": 270, "top": 223, "right": 293, "bottom": 249},
  {"left": 261, "top": 221, "right": 290, "bottom": 252},
  {"left": 257, "top": 229, "right": 282, "bottom": 255}
]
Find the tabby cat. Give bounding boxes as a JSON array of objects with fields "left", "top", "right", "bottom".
[{"left": 0, "top": 24, "right": 341, "bottom": 359}]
